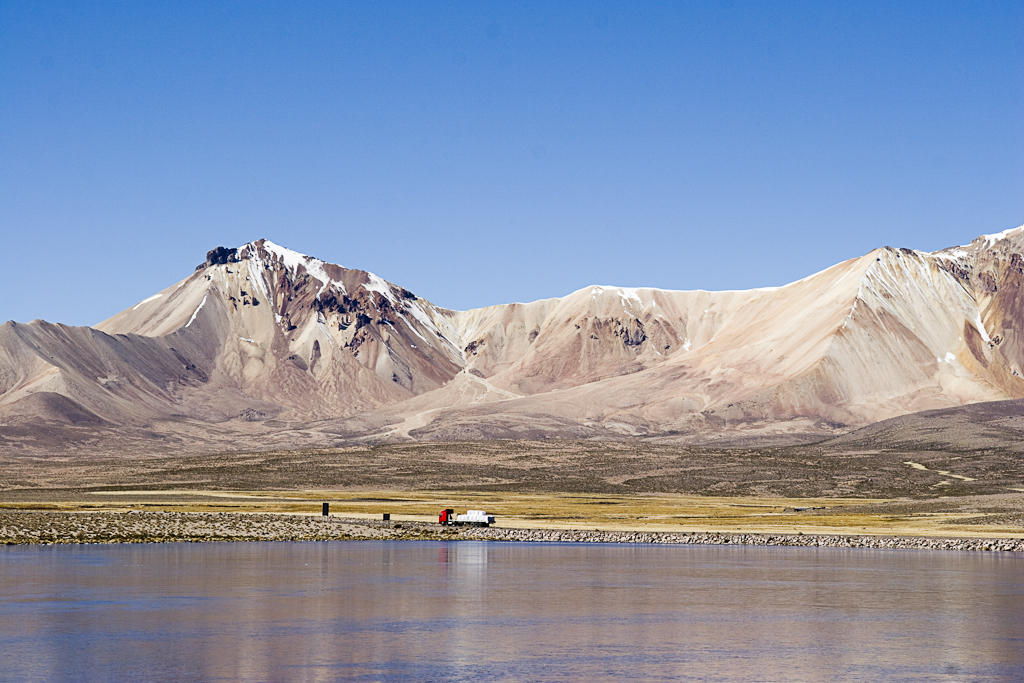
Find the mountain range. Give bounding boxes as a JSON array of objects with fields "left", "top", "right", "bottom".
[{"left": 3, "top": 226, "right": 1024, "bottom": 456}]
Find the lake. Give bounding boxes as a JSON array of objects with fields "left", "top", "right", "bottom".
[{"left": 1, "top": 541, "right": 1022, "bottom": 682}]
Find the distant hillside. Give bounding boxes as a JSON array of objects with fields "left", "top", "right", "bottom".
[{"left": 2, "top": 225, "right": 1024, "bottom": 456}]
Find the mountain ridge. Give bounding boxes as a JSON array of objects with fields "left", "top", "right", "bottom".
[{"left": 2, "top": 226, "right": 1024, "bottom": 455}]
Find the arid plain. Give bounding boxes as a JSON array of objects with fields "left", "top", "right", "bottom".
[{"left": 4, "top": 426, "right": 1024, "bottom": 542}]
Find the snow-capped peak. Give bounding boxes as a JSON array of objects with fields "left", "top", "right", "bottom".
[
  {"left": 254, "top": 239, "right": 334, "bottom": 271},
  {"left": 240, "top": 239, "right": 342, "bottom": 293},
  {"left": 235, "top": 238, "right": 405, "bottom": 303},
  {"left": 927, "top": 224, "right": 1024, "bottom": 263},
  {"left": 979, "top": 224, "right": 1024, "bottom": 249}
]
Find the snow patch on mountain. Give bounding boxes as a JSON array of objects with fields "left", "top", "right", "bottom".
[
  {"left": 932, "top": 248, "right": 970, "bottom": 261},
  {"left": 973, "top": 312, "right": 992, "bottom": 343},
  {"left": 133, "top": 293, "right": 163, "bottom": 310},
  {"left": 364, "top": 273, "right": 397, "bottom": 302},
  {"left": 185, "top": 294, "right": 207, "bottom": 328},
  {"left": 981, "top": 225, "right": 1024, "bottom": 248}
]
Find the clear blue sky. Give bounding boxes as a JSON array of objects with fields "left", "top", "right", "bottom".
[{"left": 2, "top": 1, "right": 1021, "bottom": 326}]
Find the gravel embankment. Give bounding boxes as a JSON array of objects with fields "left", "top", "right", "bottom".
[
  {"left": 0, "top": 512, "right": 393, "bottom": 544},
  {"left": 1, "top": 511, "right": 1022, "bottom": 551},
  {"left": 459, "top": 526, "right": 1024, "bottom": 552}
]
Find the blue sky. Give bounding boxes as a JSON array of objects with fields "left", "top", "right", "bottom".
[{"left": 2, "top": 1, "right": 1021, "bottom": 326}]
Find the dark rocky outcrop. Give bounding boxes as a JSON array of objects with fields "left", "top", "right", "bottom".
[{"left": 198, "top": 246, "right": 240, "bottom": 270}]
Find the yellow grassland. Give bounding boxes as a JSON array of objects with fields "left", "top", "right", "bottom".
[{"left": 4, "top": 490, "right": 1021, "bottom": 539}]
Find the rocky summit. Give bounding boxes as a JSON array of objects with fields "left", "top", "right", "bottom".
[{"left": 3, "top": 226, "right": 1024, "bottom": 456}]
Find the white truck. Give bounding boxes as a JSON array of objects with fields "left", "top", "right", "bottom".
[{"left": 438, "top": 508, "right": 496, "bottom": 527}]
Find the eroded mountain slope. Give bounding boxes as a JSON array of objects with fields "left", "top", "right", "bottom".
[
  {"left": 380, "top": 233, "right": 1024, "bottom": 441},
  {"left": 2, "top": 226, "right": 1024, "bottom": 451}
]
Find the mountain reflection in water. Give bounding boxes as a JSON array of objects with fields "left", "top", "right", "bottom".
[{"left": 1, "top": 541, "right": 1022, "bottom": 682}]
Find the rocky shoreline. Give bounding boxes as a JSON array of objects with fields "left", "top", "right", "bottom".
[{"left": 2, "top": 511, "right": 1022, "bottom": 552}]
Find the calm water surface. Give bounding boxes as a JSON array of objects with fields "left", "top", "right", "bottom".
[{"left": 1, "top": 541, "right": 1022, "bottom": 682}]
